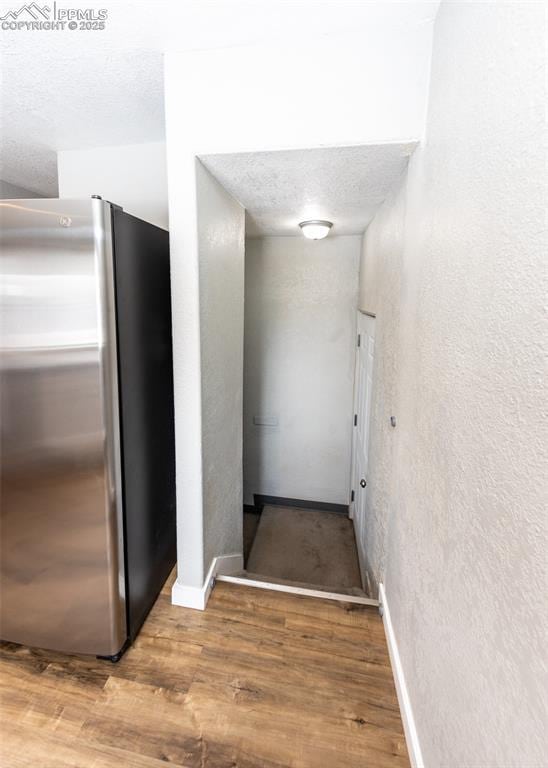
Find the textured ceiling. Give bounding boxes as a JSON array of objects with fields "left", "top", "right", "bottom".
[
  {"left": 200, "top": 143, "right": 417, "bottom": 237},
  {"left": 0, "top": 1, "right": 439, "bottom": 196}
]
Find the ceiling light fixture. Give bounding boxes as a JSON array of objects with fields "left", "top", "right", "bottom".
[{"left": 299, "top": 220, "right": 333, "bottom": 240}]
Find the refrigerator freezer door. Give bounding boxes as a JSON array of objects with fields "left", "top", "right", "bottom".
[{"left": 0, "top": 198, "right": 126, "bottom": 656}]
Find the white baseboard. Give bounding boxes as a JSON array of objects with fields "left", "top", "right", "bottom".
[
  {"left": 379, "top": 583, "right": 424, "bottom": 768},
  {"left": 171, "top": 553, "right": 243, "bottom": 611},
  {"left": 216, "top": 573, "right": 379, "bottom": 606}
]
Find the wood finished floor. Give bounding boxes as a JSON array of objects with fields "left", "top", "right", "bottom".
[{"left": 0, "top": 572, "right": 409, "bottom": 768}]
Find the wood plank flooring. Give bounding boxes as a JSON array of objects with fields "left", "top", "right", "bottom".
[{"left": 0, "top": 572, "right": 409, "bottom": 767}]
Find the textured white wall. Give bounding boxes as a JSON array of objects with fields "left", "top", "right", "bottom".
[
  {"left": 0, "top": 180, "right": 41, "bottom": 199},
  {"left": 198, "top": 162, "right": 245, "bottom": 573},
  {"left": 244, "top": 236, "right": 360, "bottom": 506},
  {"left": 58, "top": 142, "right": 168, "bottom": 229},
  {"left": 359, "top": 2, "right": 547, "bottom": 765}
]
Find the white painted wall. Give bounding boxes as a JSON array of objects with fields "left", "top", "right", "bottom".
[
  {"left": 58, "top": 142, "right": 168, "bottom": 229},
  {"left": 0, "top": 180, "right": 41, "bottom": 199},
  {"left": 244, "top": 236, "right": 360, "bottom": 506},
  {"left": 359, "top": 2, "right": 547, "bottom": 765},
  {"left": 197, "top": 162, "right": 245, "bottom": 574},
  {"left": 164, "top": 27, "right": 437, "bottom": 595}
]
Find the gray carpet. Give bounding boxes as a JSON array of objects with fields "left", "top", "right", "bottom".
[{"left": 246, "top": 505, "right": 363, "bottom": 592}]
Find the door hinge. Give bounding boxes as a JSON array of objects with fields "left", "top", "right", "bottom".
[
  {"left": 354, "top": 414, "right": 358, "bottom": 426},
  {"left": 351, "top": 490, "right": 355, "bottom": 502},
  {"left": 357, "top": 334, "right": 361, "bottom": 347}
]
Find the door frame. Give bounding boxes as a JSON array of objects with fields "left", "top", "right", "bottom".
[{"left": 349, "top": 309, "right": 376, "bottom": 591}]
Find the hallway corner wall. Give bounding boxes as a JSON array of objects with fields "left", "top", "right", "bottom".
[{"left": 358, "top": 2, "right": 547, "bottom": 765}]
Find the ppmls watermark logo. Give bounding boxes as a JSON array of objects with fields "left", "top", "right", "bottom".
[{"left": 1, "top": 2, "right": 108, "bottom": 30}]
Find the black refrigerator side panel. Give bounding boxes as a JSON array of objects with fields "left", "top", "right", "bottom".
[{"left": 111, "top": 208, "right": 176, "bottom": 641}]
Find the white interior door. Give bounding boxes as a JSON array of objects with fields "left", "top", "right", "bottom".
[{"left": 349, "top": 312, "right": 375, "bottom": 588}]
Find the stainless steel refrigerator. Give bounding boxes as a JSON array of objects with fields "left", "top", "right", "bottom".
[{"left": 0, "top": 197, "right": 176, "bottom": 660}]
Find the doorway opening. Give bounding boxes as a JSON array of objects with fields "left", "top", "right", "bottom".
[
  {"left": 240, "top": 231, "right": 367, "bottom": 599},
  {"left": 198, "top": 143, "right": 412, "bottom": 603}
]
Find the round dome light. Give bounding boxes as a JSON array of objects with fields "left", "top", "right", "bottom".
[{"left": 299, "top": 220, "right": 333, "bottom": 240}]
